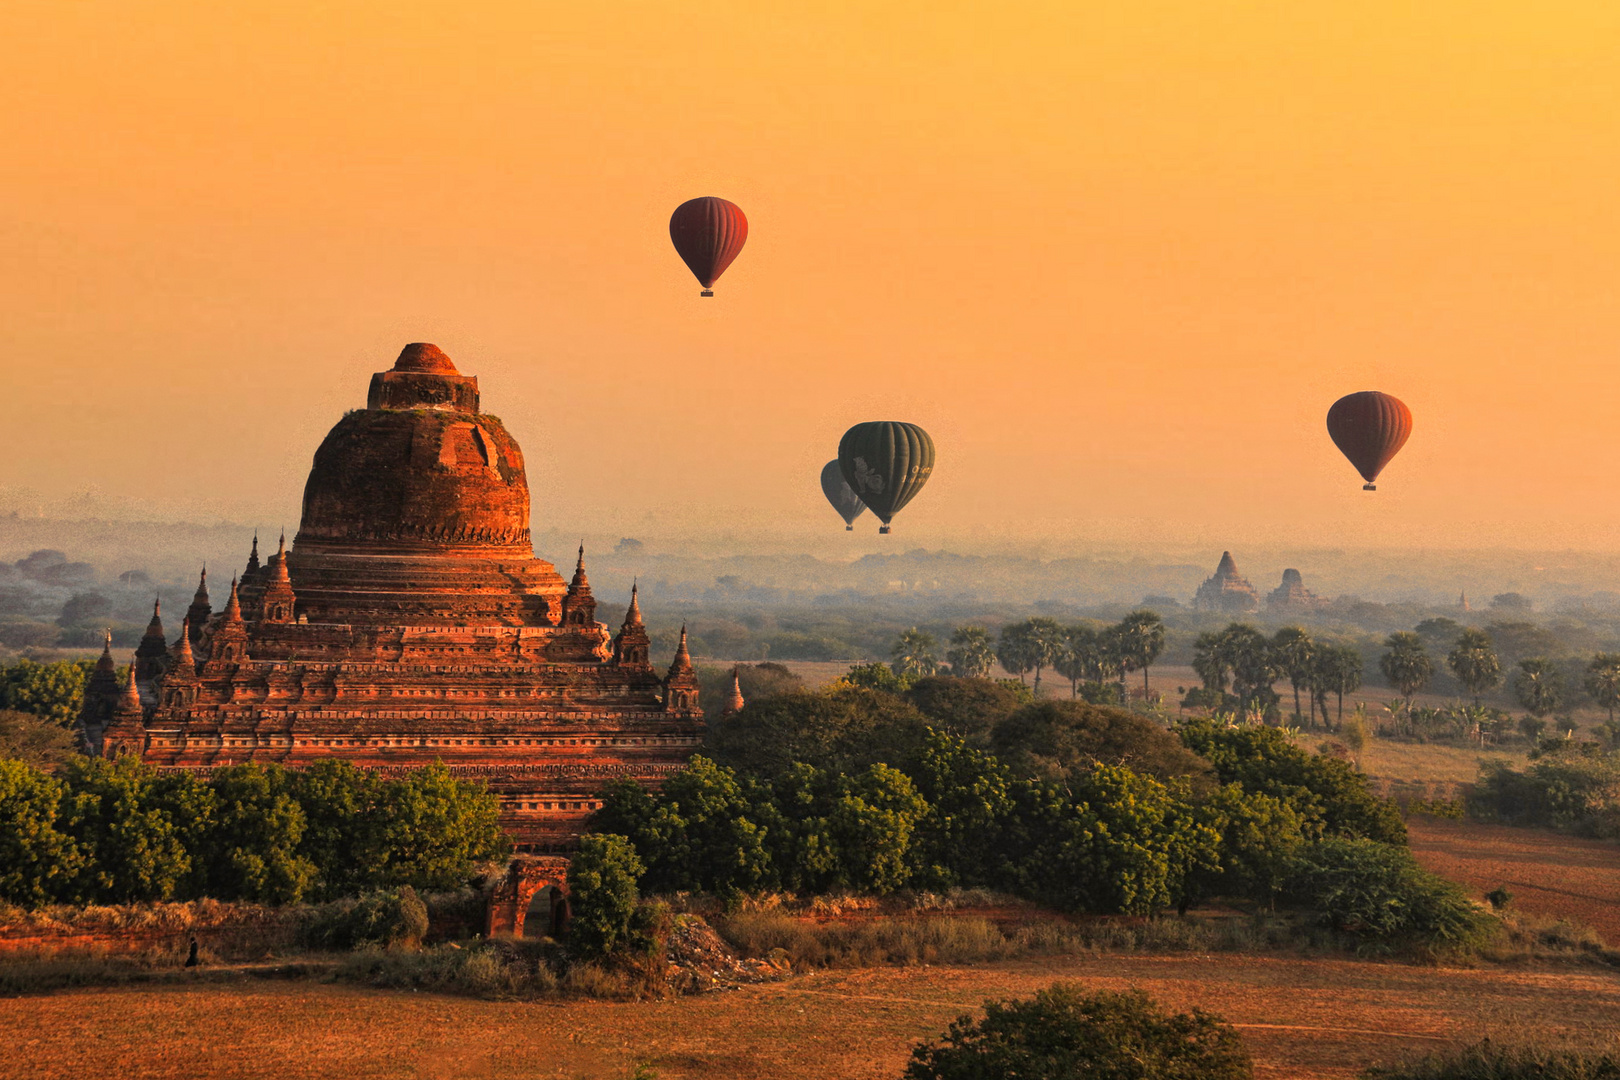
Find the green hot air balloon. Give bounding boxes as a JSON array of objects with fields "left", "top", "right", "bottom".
[
  {"left": 837, "top": 422, "right": 935, "bottom": 534},
  {"left": 820, "top": 460, "right": 866, "bottom": 530}
]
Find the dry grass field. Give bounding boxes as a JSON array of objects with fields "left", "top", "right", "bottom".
[
  {"left": 1407, "top": 816, "right": 1620, "bottom": 942},
  {"left": 4, "top": 953, "right": 1619, "bottom": 1080}
]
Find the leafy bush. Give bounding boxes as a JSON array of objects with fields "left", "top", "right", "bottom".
[
  {"left": 1469, "top": 749, "right": 1620, "bottom": 838},
  {"left": 568, "top": 834, "right": 645, "bottom": 959},
  {"left": 302, "top": 886, "right": 430, "bottom": 950},
  {"left": 702, "top": 685, "right": 932, "bottom": 779},
  {"left": 1177, "top": 719, "right": 1407, "bottom": 844},
  {"left": 1285, "top": 837, "right": 1494, "bottom": 952},
  {"left": 904, "top": 983, "right": 1251, "bottom": 1080},
  {"left": 1364, "top": 1039, "right": 1620, "bottom": 1079},
  {"left": 991, "top": 701, "right": 1217, "bottom": 791},
  {"left": 0, "top": 759, "right": 82, "bottom": 906}
]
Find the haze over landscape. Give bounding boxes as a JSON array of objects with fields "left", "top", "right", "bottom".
[{"left": 6, "top": 1, "right": 1620, "bottom": 550}]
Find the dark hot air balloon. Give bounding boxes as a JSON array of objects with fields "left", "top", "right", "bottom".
[
  {"left": 820, "top": 460, "right": 866, "bottom": 530},
  {"left": 669, "top": 197, "right": 748, "bottom": 297},
  {"left": 1326, "top": 391, "right": 1412, "bottom": 491},
  {"left": 838, "top": 422, "right": 935, "bottom": 534}
]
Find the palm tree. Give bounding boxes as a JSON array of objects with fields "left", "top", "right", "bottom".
[
  {"left": 1513, "top": 657, "right": 1565, "bottom": 719},
  {"left": 1024, "top": 617, "right": 1066, "bottom": 694},
  {"left": 1053, "top": 624, "right": 1099, "bottom": 698},
  {"left": 1379, "top": 631, "right": 1433, "bottom": 711},
  {"left": 945, "top": 626, "right": 996, "bottom": 679},
  {"left": 1446, "top": 628, "right": 1502, "bottom": 707},
  {"left": 1114, "top": 610, "right": 1166, "bottom": 699},
  {"left": 1223, "top": 624, "right": 1277, "bottom": 715},
  {"left": 1583, "top": 653, "right": 1620, "bottom": 725},
  {"left": 1311, "top": 645, "right": 1363, "bottom": 729},
  {"left": 890, "top": 628, "right": 939, "bottom": 681},
  {"left": 1271, "top": 627, "right": 1316, "bottom": 727},
  {"left": 1191, "top": 631, "right": 1231, "bottom": 696},
  {"left": 996, "top": 623, "right": 1037, "bottom": 686}
]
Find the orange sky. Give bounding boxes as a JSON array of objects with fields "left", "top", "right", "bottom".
[{"left": 3, "top": 1, "right": 1620, "bottom": 553}]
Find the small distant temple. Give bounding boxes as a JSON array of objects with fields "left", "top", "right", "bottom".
[
  {"left": 1192, "top": 551, "right": 1261, "bottom": 614},
  {"left": 77, "top": 343, "right": 704, "bottom": 851},
  {"left": 1266, "top": 569, "right": 1327, "bottom": 613}
]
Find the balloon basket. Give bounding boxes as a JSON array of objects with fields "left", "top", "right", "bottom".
[
  {"left": 845, "top": 525, "right": 853, "bottom": 531},
  {"left": 879, "top": 526, "right": 891, "bottom": 534},
  {"left": 1363, "top": 483, "right": 1377, "bottom": 491},
  {"left": 700, "top": 289, "right": 714, "bottom": 297}
]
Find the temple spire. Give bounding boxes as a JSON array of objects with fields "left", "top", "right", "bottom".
[
  {"left": 135, "top": 596, "right": 169, "bottom": 681},
  {"left": 223, "top": 576, "right": 243, "bottom": 624},
  {"left": 246, "top": 533, "right": 261, "bottom": 575},
  {"left": 611, "top": 581, "right": 651, "bottom": 668},
  {"left": 185, "top": 568, "right": 211, "bottom": 646},
  {"left": 721, "top": 666, "right": 745, "bottom": 718},
  {"left": 117, "top": 653, "right": 142, "bottom": 713},
  {"left": 171, "top": 617, "right": 195, "bottom": 671},
  {"left": 664, "top": 624, "right": 700, "bottom": 710},
  {"left": 562, "top": 543, "right": 597, "bottom": 626},
  {"left": 260, "top": 533, "right": 297, "bottom": 623},
  {"left": 95, "top": 629, "right": 115, "bottom": 674}
]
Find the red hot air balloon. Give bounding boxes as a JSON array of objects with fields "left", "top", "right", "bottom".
[
  {"left": 669, "top": 197, "right": 748, "bottom": 297},
  {"left": 1326, "top": 391, "right": 1413, "bottom": 491}
]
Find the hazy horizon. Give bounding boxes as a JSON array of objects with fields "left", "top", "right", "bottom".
[{"left": 7, "top": 3, "right": 1620, "bottom": 554}]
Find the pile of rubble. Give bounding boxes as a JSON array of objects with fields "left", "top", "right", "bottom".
[{"left": 663, "top": 915, "right": 791, "bottom": 994}]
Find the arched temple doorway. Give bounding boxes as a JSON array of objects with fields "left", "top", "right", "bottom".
[{"left": 486, "top": 855, "right": 571, "bottom": 938}]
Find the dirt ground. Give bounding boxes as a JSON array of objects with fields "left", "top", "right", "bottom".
[
  {"left": 1407, "top": 816, "right": 1620, "bottom": 941},
  {"left": 5, "top": 953, "right": 1618, "bottom": 1080}
]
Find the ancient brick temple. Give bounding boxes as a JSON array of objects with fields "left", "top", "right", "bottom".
[
  {"left": 79, "top": 343, "right": 703, "bottom": 850},
  {"left": 1192, "top": 551, "right": 1261, "bottom": 614},
  {"left": 1266, "top": 568, "right": 1327, "bottom": 613}
]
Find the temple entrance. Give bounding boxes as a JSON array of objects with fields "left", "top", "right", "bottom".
[
  {"left": 486, "top": 855, "right": 571, "bottom": 938},
  {"left": 522, "top": 885, "right": 571, "bottom": 938}
]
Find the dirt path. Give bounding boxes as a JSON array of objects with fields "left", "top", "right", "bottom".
[{"left": 4, "top": 953, "right": 1617, "bottom": 1080}]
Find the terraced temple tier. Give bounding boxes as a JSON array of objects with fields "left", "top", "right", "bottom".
[{"left": 79, "top": 343, "right": 703, "bottom": 850}]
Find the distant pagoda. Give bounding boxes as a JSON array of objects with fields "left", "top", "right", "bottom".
[
  {"left": 1193, "top": 551, "right": 1261, "bottom": 614},
  {"left": 1266, "top": 568, "right": 1327, "bottom": 613},
  {"left": 77, "top": 343, "right": 704, "bottom": 851}
]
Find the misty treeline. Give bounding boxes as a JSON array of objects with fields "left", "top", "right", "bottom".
[{"left": 0, "top": 756, "right": 509, "bottom": 909}]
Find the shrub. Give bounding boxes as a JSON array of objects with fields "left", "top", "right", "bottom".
[
  {"left": 1469, "top": 750, "right": 1620, "bottom": 839},
  {"left": 991, "top": 701, "right": 1217, "bottom": 791},
  {"left": 0, "top": 759, "right": 82, "bottom": 906},
  {"left": 303, "top": 887, "right": 430, "bottom": 951},
  {"left": 568, "top": 834, "right": 645, "bottom": 958},
  {"left": 1285, "top": 837, "right": 1494, "bottom": 953},
  {"left": 1364, "top": 1039, "right": 1620, "bottom": 1079},
  {"left": 904, "top": 983, "right": 1252, "bottom": 1080}
]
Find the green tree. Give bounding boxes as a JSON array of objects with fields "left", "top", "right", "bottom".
[
  {"left": 996, "top": 622, "right": 1038, "bottom": 686},
  {"left": 904, "top": 676, "right": 1030, "bottom": 742},
  {"left": 702, "top": 685, "right": 931, "bottom": 779},
  {"left": 842, "top": 661, "right": 910, "bottom": 693},
  {"left": 1311, "top": 645, "right": 1363, "bottom": 727},
  {"left": 1447, "top": 628, "right": 1502, "bottom": 706},
  {"left": 202, "top": 763, "right": 316, "bottom": 904},
  {"left": 0, "top": 659, "right": 93, "bottom": 727},
  {"left": 567, "top": 833, "right": 645, "bottom": 958},
  {"left": 1380, "top": 632, "right": 1433, "bottom": 710},
  {"left": 1287, "top": 837, "right": 1493, "bottom": 951},
  {"left": 1270, "top": 628, "right": 1316, "bottom": 726},
  {"left": 0, "top": 759, "right": 83, "bottom": 906},
  {"left": 0, "top": 709, "right": 78, "bottom": 772},
  {"left": 1196, "top": 785, "right": 1306, "bottom": 908},
  {"left": 905, "top": 983, "right": 1252, "bottom": 1080},
  {"left": 891, "top": 627, "right": 941, "bottom": 681},
  {"left": 1023, "top": 618, "right": 1066, "bottom": 694},
  {"left": 1513, "top": 658, "right": 1565, "bottom": 720},
  {"left": 1191, "top": 631, "right": 1231, "bottom": 695},
  {"left": 290, "top": 758, "right": 375, "bottom": 899},
  {"left": 944, "top": 627, "right": 996, "bottom": 680},
  {"left": 1176, "top": 718, "right": 1406, "bottom": 844},
  {"left": 907, "top": 732, "right": 1018, "bottom": 887},
  {"left": 596, "top": 756, "right": 776, "bottom": 895},
  {"left": 1583, "top": 653, "right": 1620, "bottom": 724},
  {"left": 1113, "top": 610, "right": 1166, "bottom": 699},
  {"left": 363, "top": 762, "right": 511, "bottom": 893},
  {"left": 1052, "top": 624, "right": 1100, "bottom": 699},
  {"left": 990, "top": 700, "right": 1216, "bottom": 791},
  {"left": 1221, "top": 625, "right": 1278, "bottom": 715},
  {"left": 56, "top": 755, "right": 192, "bottom": 904}
]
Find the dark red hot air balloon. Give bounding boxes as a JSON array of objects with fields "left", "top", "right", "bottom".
[
  {"left": 1326, "top": 391, "right": 1412, "bottom": 491},
  {"left": 669, "top": 197, "right": 747, "bottom": 297}
]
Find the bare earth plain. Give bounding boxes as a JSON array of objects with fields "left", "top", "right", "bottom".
[{"left": 5, "top": 953, "right": 1619, "bottom": 1080}]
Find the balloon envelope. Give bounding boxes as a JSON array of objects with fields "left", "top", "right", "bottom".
[
  {"left": 1326, "top": 391, "right": 1413, "bottom": 490},
  {"left": 669, "top": 197, "right": 748, "bottom": 291},
  {"left": 837, "top": 422, "right": 935, "bottom": 532},
  {"left": 820, "top": 460, "right": 866, "bottom": 529}
]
